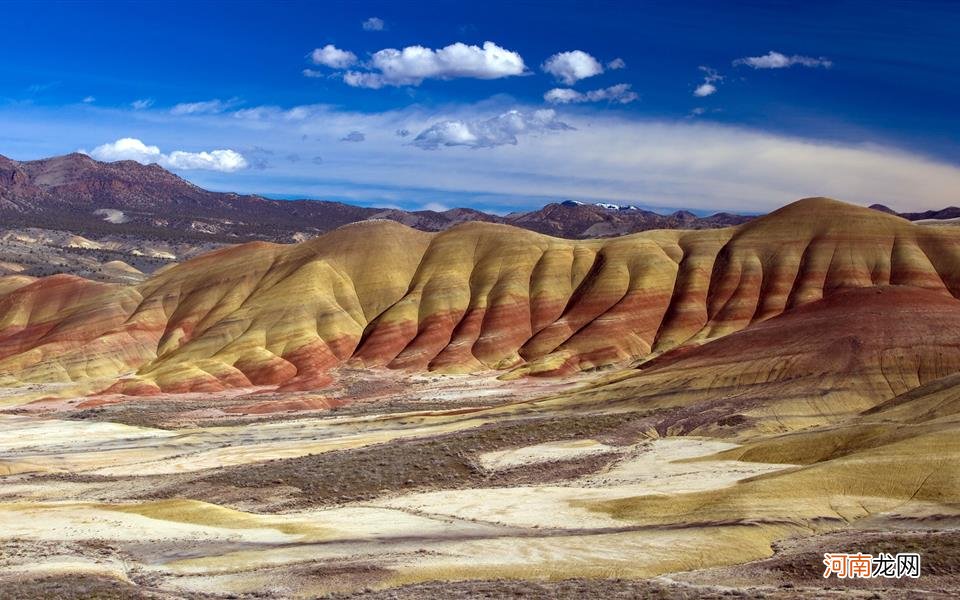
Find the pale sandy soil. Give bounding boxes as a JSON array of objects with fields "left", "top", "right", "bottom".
[{"left": 1, "top": 373, "right": 957, "bottom": 598}]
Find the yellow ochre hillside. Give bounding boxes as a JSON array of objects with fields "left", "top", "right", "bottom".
[{"left": 2, "top": 197, "right": 960, "bottom": 396}]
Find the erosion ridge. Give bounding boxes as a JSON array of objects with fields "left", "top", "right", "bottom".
[{"left": 2, "top": 197, "right": 959, "bottom": 397}]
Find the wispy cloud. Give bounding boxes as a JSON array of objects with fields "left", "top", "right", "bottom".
[
  {"left": 544, "top": 84, "right": 638, "bottom": 104},
  {"left": 411, "top": 109, "right": 572, "bottom": 150},
  {"left": 734, "top": 51, "right": 832, "bottom": 69},
  {"left": 362, "top": 17, "right": 385, "bottom": 31},
  {"left": 692, "top": 66, "right": 722, "bottom": 97},
  {"left": 606, "top": 58, "right": 626, "bottom": 70},
  {"left": 131, "top": 98, "right": 154, "bottom": 110},
  {"left": 170, "top": 98, "right": 240, "bottom": 115}
]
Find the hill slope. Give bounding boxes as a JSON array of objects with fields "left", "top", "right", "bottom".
[{"left": 3, "top": 197, "right": 960, "bottom": 399}]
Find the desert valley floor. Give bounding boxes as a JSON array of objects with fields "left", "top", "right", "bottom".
[
  {"left": 1, "top": 199, "right": 959, "bottom": 598},
  {"left": 3, "top": 369, "right": 958, "bottom": 600}
]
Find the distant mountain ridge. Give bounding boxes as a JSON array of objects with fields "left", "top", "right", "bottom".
[
  {"left": 0, "top": 152, "right": 750, "bottom": 241},
  {"left": 869, "top": 203, "right": 960, "bottom": 221}
]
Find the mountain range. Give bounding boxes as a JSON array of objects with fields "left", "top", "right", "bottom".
[{"left": 0, "top": 152, "right": 750, "bottom": 242}]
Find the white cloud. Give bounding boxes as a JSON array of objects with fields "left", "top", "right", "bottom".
[
  {"left": 82, "top": 96, "right": 96, "bottom": 104},
  {"left": 734, "top": 51, "right": 832, "bottom": 69},
  {"left": 693, "top": 83, "right": 717, "bottom": 97},
  {"left": 87, "top": 137, "right": 161, "bottom": 163},
  {"left": 22, "top": 100, "right": 959, "bottom": 215},
  {"left": 544, "top": 83, "right": 638, "bottom": 104},
  {"left": 362, "top": 17, "right": 384, "bottom": 31},
  {"left": 342, "top": 41, "right": 526, "bottom": 88},
  {"left": 342, "top": 70, "right": 387, "bottom": 89},
  {"left": 421, "top": 202, "right": 450, "bottom": 212},
  {"left": 692, "top": 66, "right": 722, "bottom": 97},
  {"left": 198, "top": 102, "right": 960, "bottom": 213},
  {"left": 86, "top": 138, "right": 248, "bottom": 172},
  {"left": 131, "top": 98, "right": 154, "bottom": 110},
  {"left": 309, "top": 44, "right": 358, "bottom": 69},
  {"left": 700, "top": 66, "right": 722, "bottom": 83},
  {"left": 164, "top": 149, "right": 248, "bottom": 171},
  {"left": 411, "top": 109, "right": 572, "bottom": 149},
  {"left": 607, "top": 58, "right": 626, "bottom": 70},
  {"left": 170, "top": 99, "right": 237, "bottom": 115},
  {"left": 543, "top": 88, "right": 582, "bottom": 104},
  {"left": 542, "top": 50, "right": 604, "bottom": 85}
]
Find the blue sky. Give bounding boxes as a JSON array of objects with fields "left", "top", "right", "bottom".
[{"left": 1, "top": 0, "right": 958, "bottom": 213}]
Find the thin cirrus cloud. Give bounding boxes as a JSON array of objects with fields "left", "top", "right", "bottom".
[
  {"left": 411, "top": 109, "right": 572, "bottom": 150},
  {"left": 362, "top": 17, "right": 384, "bottom": 31},
  {"left": 734, "top": 51, "right": 832, "bottom": 69},
  {"left": 541, "top": 50, "right": 604, "bottom": 85},
  {"left": 131, "top": 98, "right": 154, "bottom": 110},
  {"left": 606, "top": 58, "right": 626, "bottom": 70},
  {"left": 170, "top": 98, "right": 240, "bottom": 115},
  {"left": 544, "top": 83, "right": 638, "bottom": 104},
  {"left": 84, "top": 137, "right": 248, "bottom": 172}
]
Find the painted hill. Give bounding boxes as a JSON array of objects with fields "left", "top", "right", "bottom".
[
  {"left": 0, "top": 152, "right": 747, "bottom": 242},
  {"left": 3, "top": 197, "right": 960, "bottom": 400}
]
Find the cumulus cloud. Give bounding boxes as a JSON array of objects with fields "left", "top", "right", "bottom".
[
  {"left": 170, "top": 99, "right": 238, "bottom": 115},
  {"left": 342, "top": 41, "right": 526, "bottom": 88},
  {"left": 693, "top": 83, "right": 717, "bottom": 97},
  {"left": 544, "top": 83, "right": 638, "bottom": 104},
  {"left": 164, "top": 149, "right": 248, "bottom": 171},
  {"left": 411, "top": 109, "right": 572, "bottom": 150},
  {"left": 340, "top": 131, "right": 365, "bottom": 142},
  {"left": 85, "top": 138, "right": 248, "bottom": 172},
  {"left": 82, "top": 96, "right": 96, "bottom": 104},
  {"left": 542, "top": 50, "right": 604, "bottom": 85},
  {"left": 734, "top": 51, "right": 832, "bottom": 69},
  {"left": 309, "top": 44, "right": 358, "bottom": 69},
  {"left": 131, "top": 98, "right": 154, "bottom": 110},
  {"left": 362, "top": 17, "right": 384, "bottom": 31}
]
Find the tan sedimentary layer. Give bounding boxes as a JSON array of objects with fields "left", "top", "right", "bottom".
[{"left": 3, "top": 197, "right": 960, "bottom": 396}]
